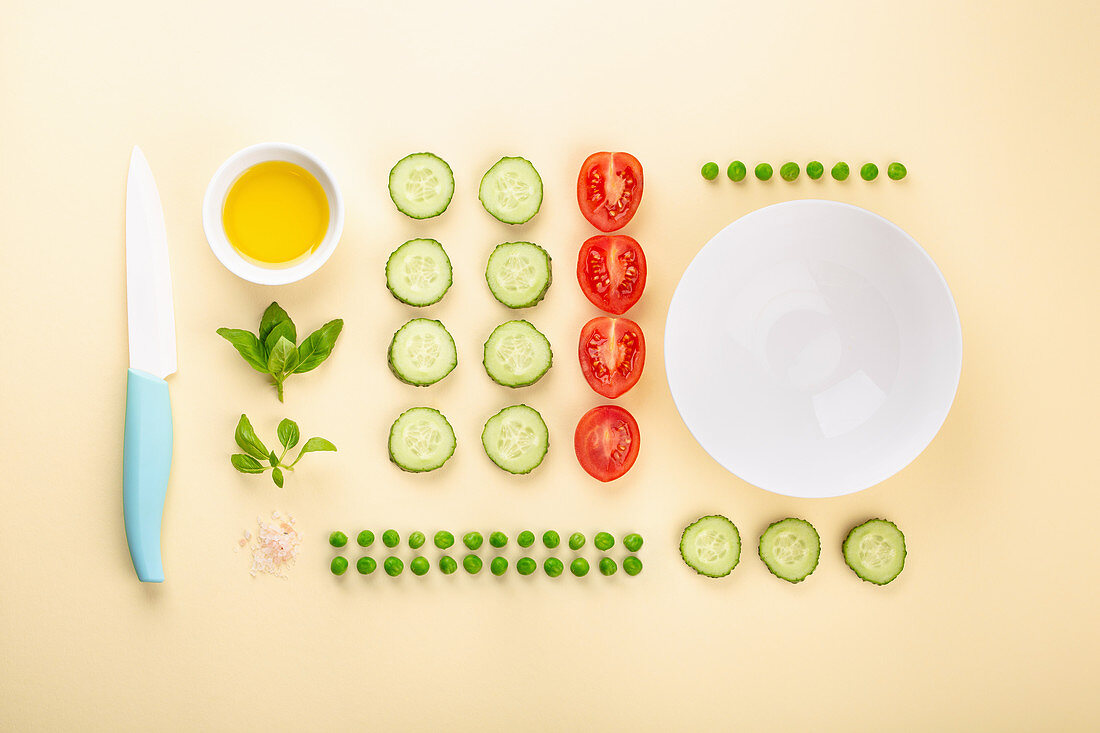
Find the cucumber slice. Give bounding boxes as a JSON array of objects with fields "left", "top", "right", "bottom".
[
  {"left": 388, "top": 407, "right": 456, "bottom": 472},
  {"left": 843, "top": 519, "right": 906, "bottom": 585},
  {"left": 385, "top": 238, "right": 452, "bottom": 306},
  {"left": 680, "top": 515, "right": 741, "bottom": 578},
  {"left": 479, "top": 156, "right": 543, "bottom": 224},
  {"left": 485, "top": 242, "right": 552, "bottom": 308},
  {"left": 388, "top": 153, "right": 455, "bottom": 219},
  {"left": 483, "top": 320, "right": 552, "bottom": 387},
  {"left": 481, "top": 404, "right": 549, "bottom": 474},
  {"left": 387, "top": 318, "right": 457, "bottom": 386},
  {"left": 758, "top": 518, "right": 821, "bottom": 583}
]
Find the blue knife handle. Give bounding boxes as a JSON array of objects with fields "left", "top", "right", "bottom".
[{"left": 123, "top": 368, "right": 173, "bottom": 582}]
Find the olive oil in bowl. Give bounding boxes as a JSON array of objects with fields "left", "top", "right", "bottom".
[{"left": 222, "top": 161, "right": 330, "bottom": 267}]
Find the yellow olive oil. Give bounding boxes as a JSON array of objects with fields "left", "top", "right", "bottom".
[{"left": 222, "top": 161, "right": 329, "bottom": 266}]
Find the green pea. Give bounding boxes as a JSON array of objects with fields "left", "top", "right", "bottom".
[
  {"left": 570, "top": 558, "right": 590, "bottom": 577},
  {"left": 701, "top": 162, "right": 719, "bottom": 180},
  {"left": 463, "top": 554, "right": 482, "bottom": 574},
  {"left": 517, "top": 530, "right": 535, "bottom": 548},
  {"left": 780, "top": 162, "right": 800, "bottom": 181},
  {"left": 831, "top": 162, "right": 850, "bottom": 181},
  {"left": 754, "top": 163, "right": 773, "bottom": 181},
  {"left": 489, "top": 531, "right": 508, "bottom": 548},
  {"left": 727, "top": 160, "right": 747, "bottom": 182},
  {"left": 490, "top": 557, "right": 508, "bottom": 576},
  {"left": 806, "top": 161, "right": 824, "bottom": 180},
  {"left": 330, "top": 556, "right": 348, "bottom": 575},
  {"left": 384, "top": 557, "right": 403, "bottom": 577},
  {"left": 463, "top": 532, "right": 483, "bottom": 550},
  {"left": 544, "top": 557, "right": 564, "bottom": 577},
  {"left": 439, "top": 555, "right": 458, "bottom": 575},
  {"left": 888, "top": 162, "right": 907, "bottom": 180},
  {"left": 408, "top": 531, "right": 426, "bottom": 549},
  {"left": 568, "top": 532, "right": 586, "bottom": 551},
  {"left": 410, "top": 556, "right": 430, "bottom": 576},
  {"left": 860, "top": 163, "right": 879, "bottom": 181},
  {"left": 356, "top": 530, "right": 374, "bottom": 548},
  {"left": 516, "top": 557, "right": 537, "bottom": 575},
  {"left": 599, "top": 557, "right": 618, "bottom": 576},
  {"left": 434, "top": 531, "right": 454, "bottom": 549},
  {"left": 623, "top": 533, "right": 643, "bottom": 552},
  {"left": 382, "top": 529, "right": 400, "bottom": 548},
  {"left": 623, "top": 556, "right": 643, "bottom": 576},
  {"left": 328, "top": 531, "right": 348, "bottom": 548},
  {"left": 356, "top": 556, "right": 376, "bottom": 575},
  {"left": 543, "top": 530, "right": 560, "bottom": 549},
  {"left": 594, "top": 532, "right": 615, "bottom": 552}
]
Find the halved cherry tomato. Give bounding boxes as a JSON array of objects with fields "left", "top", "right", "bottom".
[
  {"left": 578, "top": 316, "right": 645, "bottom": 398},
  {"left": 574, "top": 405, "right": 640, "bottom": 482},
  {"left": 577, "top": 235, "right": 647, "bottom": 315},
  {"left": 577, "top": 152, "right": 644, "bottom": 232}
]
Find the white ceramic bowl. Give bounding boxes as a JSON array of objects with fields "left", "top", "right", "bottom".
[
  {"left": 665, "top": 200, "right": 962, "bottom": 498},
  {"left": 202, "top": 142, "right": 344, "bottom": 285}
]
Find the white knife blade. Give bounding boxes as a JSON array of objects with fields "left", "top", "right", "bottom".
[{"left": 126, "top": 146, "right": 177, "bottom": 378}]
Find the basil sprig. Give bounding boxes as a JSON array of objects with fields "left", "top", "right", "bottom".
[
  {"left": 217, "top": 302, "right": 343, "bottom": 401},
  {"left": 231, "top": 414, "right": 336, "bottom": 487}
]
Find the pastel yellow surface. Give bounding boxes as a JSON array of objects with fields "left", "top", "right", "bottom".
[{"left": 1, "top": 1, "right": 1097, "bottom": 730}]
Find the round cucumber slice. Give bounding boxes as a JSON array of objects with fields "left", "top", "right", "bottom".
[
  {"left": 485, "top": 242, "right": 552, "bottom": 308},
  {"left": 388, "top": 152, "right": 455, "bottom": 219},
  {"left": 680, "top": 515, "right": 741, "bottom": 578},
  {"left": 479, "top": 156, "right": 543, "bottom": 224},
  {"left": 843, "top": 519, "right": 906, "bottom": 585},
  {"left": 483, "top": 320, "right": 552, "bottom": 387},
  {"left": 481, "top": 404, "right": 549, "bottom": 474},
  {"left": 388, "top": 407, "right": 456, "bottom": 472},
  {"left": 385, "top": 238, "right": 452, "bottom": 306},
  {"left": 758, "top": 518, "right": 820, "bottom": 583},
  {"left": 387, "top": 318, "right": 457, "bottom": 386}
]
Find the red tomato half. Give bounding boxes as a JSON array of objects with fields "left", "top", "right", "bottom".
[
  {"left": 574, "top": 405, "right": 640, "bottom": 482},
  {"left": 577, "top": 235, "right": 647, "bottom": 315},
  {"left": 577, "top": 152, "right": 644, "bottom": 232},
  {"left": 578, "top": 317, "right": 645, "bottom": 398}
]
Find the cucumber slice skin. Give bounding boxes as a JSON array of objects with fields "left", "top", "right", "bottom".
[
  {"left": 483, "top": 320, "right": 553, "bottom": 387},
  {"left": 485, "top": 242, "right": 553, "bottom": 309},
  {"left": 387, "top": 318, "right": 458, "bottom": 386},
  {"left": 385, "top": 238, "right": 453, "bottom": 306},
  {"left": 758, "top": 518, "right": 821, "bottom": 583},
  {"left": 387, "top": 407, "right": 457, "bottom": 473},
  {"left": 481, "top": 404, "right": 549, "bottom": 474},
  {"left": 388, "top": 152, "right": 455, "bottom": 220},
  {"left": 479, "top": 156, "right": 544, "bottom": 225},
  {"left": 680, "top": 515, "right": 741, "bottom": 578},
  {"left": 843, "top": 519, "right": 906, "bottom": 585}
]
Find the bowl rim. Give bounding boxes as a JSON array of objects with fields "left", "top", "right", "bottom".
[
  {"left": 201, "top": 142, "right": 344, "bottom": 286},
  {"left": 663, "top": 199, "right": 963, "bottom": 498}
]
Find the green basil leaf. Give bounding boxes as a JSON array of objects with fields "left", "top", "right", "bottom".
[
  {"left": 234, "top": 414, "right": 269, "bottom": 460},
  {"left": 295, "top": 319, "right": 344, "bottom": 373},
  {"left": 267, "top": 336, "right": 299, "bottom": 375},
  {"left": 272, "top": 467, "right": 284, "bottom": 488},
  {"left": 264, "top": 320, "right": 297, "bottom": 357},
  {"left": 277, "top": 418, "right": 300, "bottom": 450},
  {"left": 231, "top": 453, "right": 265, "bottom": 473},
  {"left": 258, "top": 302, "right": 294, "bottom": 344},
  {"left": 268, "top": 450, "right": 279, "bottom": 467},
  {"left": 299, "top": 436, "right": 337, "bottom": 455},
  {"left": 215, "top": 328, "right": 268, "bottom": 373}
]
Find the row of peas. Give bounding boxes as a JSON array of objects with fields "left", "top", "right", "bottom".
[
  {"left": 327, "top": 529, "right": 644, "bottom": 577},
  {"left": 701, "top": 160, "right": 907, "bottom": 182}
]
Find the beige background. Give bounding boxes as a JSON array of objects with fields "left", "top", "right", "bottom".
[{"left": 2, "top": 0, "right": 1098, "bottom": 730}]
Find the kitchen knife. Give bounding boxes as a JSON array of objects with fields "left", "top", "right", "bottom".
[{"left": 124, "top": 146, "right": 177, "bottom": 583}]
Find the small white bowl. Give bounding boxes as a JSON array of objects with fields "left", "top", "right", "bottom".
[{"left": 202, "top": 142, "right": 344, "bottom": 285}]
